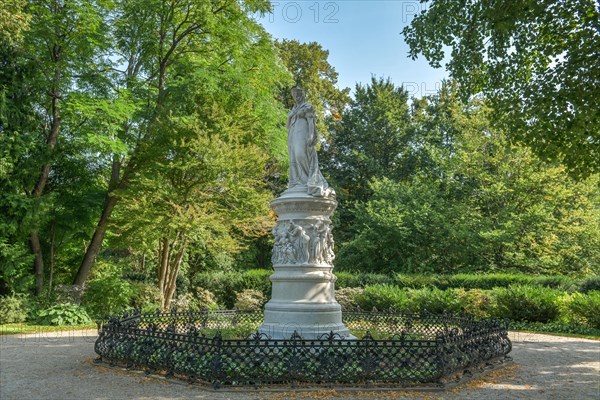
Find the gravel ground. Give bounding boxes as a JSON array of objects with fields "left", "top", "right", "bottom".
[{"left": 1, "top": 330, "right": 598, "bottom": 400}]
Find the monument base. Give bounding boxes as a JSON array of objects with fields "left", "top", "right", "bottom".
[{"left": 258, "top": 189, "right": 354, "bottom": 340}]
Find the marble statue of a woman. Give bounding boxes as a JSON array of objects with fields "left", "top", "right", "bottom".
[{"left": 286, "top": 87, "right": 335, "bottom": 198}]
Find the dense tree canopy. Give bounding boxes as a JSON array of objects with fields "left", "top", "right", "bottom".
[
  {"left": 0, "top": 0, "right": 291, "bottom": 298},
  {"left": 337, "top": 84, "right": 600, "bottom": 275},
  {"left": 275, "top": 39, "right": 350, "bottom": 136},
  {"left": 403, "top": 0, "right": 600, "bottom": 178},
  {"left": 0, "top": 0, "right": 598, "bottom": 320}
]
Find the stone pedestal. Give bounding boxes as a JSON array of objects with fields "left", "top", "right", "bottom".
[{"left": 258, "top": 186, "right": 353, "bottom": 339}]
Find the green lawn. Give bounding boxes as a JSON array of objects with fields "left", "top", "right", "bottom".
[
  {"left": 511, "top": 329, "right": 600, "bottom": 341},
  {"left": 0, "top": 323, "right": 97, "bottom": 335}
]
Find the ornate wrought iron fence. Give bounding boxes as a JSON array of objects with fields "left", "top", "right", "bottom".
[{"left": 94, "top": 309, "right": 511, "bottom": 389}]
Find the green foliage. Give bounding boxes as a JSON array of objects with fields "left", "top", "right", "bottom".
[
  {"left": 130, "top": 283, "right": 162, "bottom": 313},
  {"left": 337, "top": 92, "right": 600, "bottom": 275},
  {"left": 239, "top": 269, "right": 272, "bottom": 298},
  {"left": 275, "top": 39, "right": 350, "bottom": 137},
  {"left": 454, "top": 289, "right": 493, "bottom": 319},
  {"left": 171, "top": 288, "right": 219, "bottom": 312},
  {"left": 508, "top": 321, "right": 600, "bottom": 338},
  {"left": 335, "top": 287, "right": 364, "bottom": 310},
  {"left": 36, "top": 303, "right": 91, "bottom": 326},
  {"left": 335, "top": 271, "right": 584, "bottom": 293},
  {"left": 192, "top": 288, "right": 218, "bottom": 310},
  {"left": 322, "top": 77, "right": 414, "bottom": 242},
  {"left": 0, "top": 0, "right": 30, "bottom": 45},
  {"left": 405, "top": 287, "right": 463, "bottom": 314},
  {"left": 530, "top": 275, "right": 577, "bottom": 290},
  {"left": 233, "top": 289, "right": 266, "bottom": 311},
  {"left": 394, "top": 274, "right": 447, "bottom": 289},
  {"left": 490, "top": 285, "right": 561, "bottom": 323},
  {"left": 81, "top": 263, "right": 136, "bottom": 318},
  {"left": 192, "top": 272, "right": 241, "bottom": 309},
  {"left": 335, "top": 272, "right": 392, "bottom": 288},
  {"left": 354, "top": 284, "right": 408, "bottom": 311},
  {"left": 565, "top": 291, "right": 600, "bottom": 329},
  {"left": 192, "top": 269, "right": 271, "bottom": 308},
  {"left": 446, "top": 274, "right": 531, "bottom": 290},
  {"left": 172, "top": 293, "right": 198, "bottom": 312},
  {"left": 0, "top": 293, "right": 28, "bottom": 324},
  {"left": 403, "top": 0, "right": 600, "bottom": 177},
  {"left": 577, "top": 275, "right": 600, "bottom": 294}
]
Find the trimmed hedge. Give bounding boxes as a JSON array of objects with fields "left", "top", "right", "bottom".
[
  {"left": 577, "top": 275, "right": 600, "bottom": 293},
  {"left": 490, "top": 285, "right": 562, "bottom": 323},
  {"left": 190, "top": 270, "right": 598, "bottom": 329},
  {"left": 566, "top": 291, "right": 600, "bottom": 329},
  {"left": 354, "top": 284, "right": 408, "bottom": 311},
  {"left": 335, "top": 283, "right": 599, "bottom": 330},
  {"left": 336, "top": 272, "right": 586, "bottom": 291}
]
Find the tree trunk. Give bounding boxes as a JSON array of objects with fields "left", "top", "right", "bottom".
[
  {"left": 73, "top": 157, "right": 129, "bottom": 286},
  {"left": 157, "top": 235, "right": 187, "bottom": 310},
  {"left": 72, "top": 191, "right": 119, "bottom": 286},
  {"left": 29, "top": 51, "right": 62, "bottom": 295},
  {"left": 48, "top": 222, "right": 55, "bottom": 293},
  {"left": 29, "top": 231, "right": 44, "bottom": 295},
  {"left": 164, "top": 239, "right": 186, "bottom": 310},
  {"left": 158, "top": 237, "right": 169, "bottom": 300}
]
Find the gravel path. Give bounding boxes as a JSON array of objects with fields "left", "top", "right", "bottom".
[{"left": 1, "top": 330, "right": 598, "bottom": 400}]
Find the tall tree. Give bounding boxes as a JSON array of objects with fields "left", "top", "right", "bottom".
[
  {"left": 275, "top": 39, "right": 350, "bottom": 136},
  {"left": 73, "top": 0, "right": 291, "bottom": 287},
  {"left": 115, "top": 113, "right": 273, "bottom": 309},
  {"left": 0, "top": 0, "right": 113, "bottom": 295},
  {"left": 339, "top": 97, "right": 600, "bottom": 275},
  {"left": 321, "top": 77, "right": 412, "bottom": 240},
  {"left": 403, "top": 0, "right": 600, "bottom": 178}
]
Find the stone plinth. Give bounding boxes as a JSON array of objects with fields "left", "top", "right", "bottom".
[{"left": 258, "top": 186, "right": 353, "bottom": 339}]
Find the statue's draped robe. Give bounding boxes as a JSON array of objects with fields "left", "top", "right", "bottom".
[{"left": 287, "top": 102, "right": 332, "bottom": 197}]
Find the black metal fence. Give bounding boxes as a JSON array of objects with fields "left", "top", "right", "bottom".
[{"left": 94, "top": 309, "right": 512, "bottom": 389}]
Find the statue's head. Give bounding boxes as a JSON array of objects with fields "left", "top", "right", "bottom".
[{"left": 291, "top": 87, "right": 305, "bottom": 103}]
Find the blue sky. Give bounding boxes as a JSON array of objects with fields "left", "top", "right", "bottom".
[{"left": 257, "top": 0, "right": 449, "bottom": 98}]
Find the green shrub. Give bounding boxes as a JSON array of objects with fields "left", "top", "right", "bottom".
[
  {"left": 355, "top": 284, "right": 408, "bottom": 311},
  {"left": 359, "top": 273, "right": 393, "bottom": 286},
  {"left": 234, "top": 289, "right": 266, "bottom": 311},
  {"left": 131, "top": 283, "right": 162, "bottom": 312},
  {"left": 82, "top": 276, "right": 136, "bottom": 318},
  {"left": 576, "top": 275, "right": 600, "bottom": 293},
  {"left": 193, "top": 287, "right": 219, "bottom": 310},
  {"left": 490, "top": 285, "right": 561, "bottom": 323},
  {"left": 36, "top": 303, "right": 92, "bottom": 326},
  {"left": 0, "top": 294, "right": 28, "bottom": 324},
  {"left": 565, "top": 291, "right": 600, "bottom": 329},
  {"left": 335, "top": 273, "right": 391, "bottom": 288},
  {"left": 193, "top": 271, "right": 246, "bottom": 308},
  {"left": 530, "top": 275, "right": 576, "bottom": 290},
  {"left": 454, "top": 288, "right": 493, "bottom": 318},
  {"left": 54, "top": 284, "right": 86, "bottom": 304},
  {"left": 335, "top": 287, "right": 364, "bottom": 310},
  {"left": 193, "top": 269, "right": 272, "bottom": 308},
  {"left": 335, "top": 272, "right": 362, "bottom": 288},
  {"left": 173, "top": 292, "right": 198, "bottom": 311},
  {"left": 240, "top": 269, "right": 272, "bottom": 296},
  {"left": 405, "top": 287, "right": 463, "bottom": 314},
  {"left": 447, "top": 273, "right": 531, "bottom": 290},
  {"left": 393, "top": 274, "right": 447, "bottom": 289}
]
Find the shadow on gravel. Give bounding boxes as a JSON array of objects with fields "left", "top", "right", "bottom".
[
  {"left": 453, "top": 335, "right": 600, "bottom": 400},
  {"left": 1, "top": 331, "right": 598, "bottom": 400}
]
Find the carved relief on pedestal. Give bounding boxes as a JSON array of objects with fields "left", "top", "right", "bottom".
[{"left": 272, "top": 219, "right": 335, "bottom": 266}]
